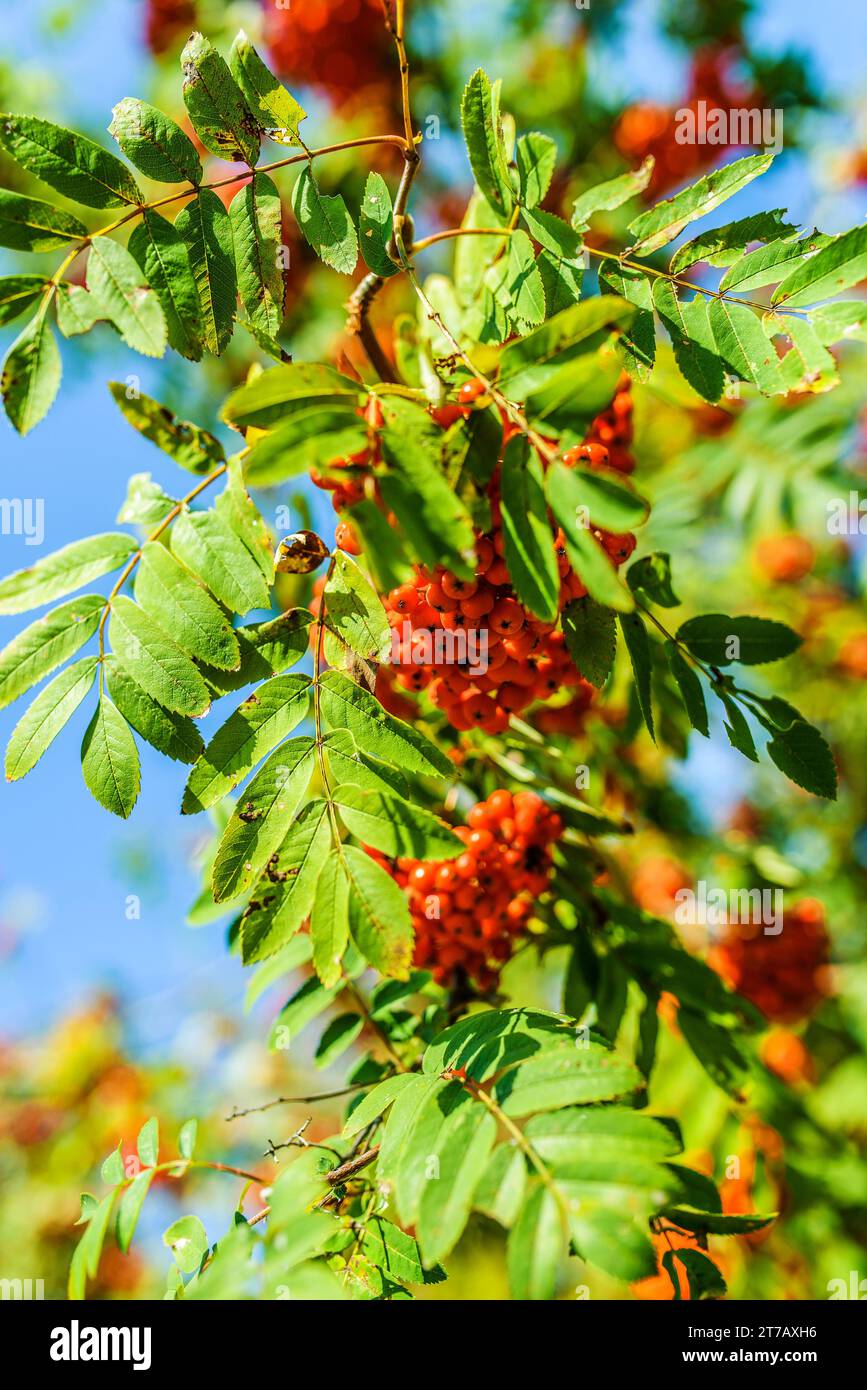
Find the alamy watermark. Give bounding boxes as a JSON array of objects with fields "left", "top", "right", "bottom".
[
  {"left": 827, "top": 492, "right": 867, "bottom": 535},
  {"left": 675, "top": 102, "right": 784, "bottom": 154},
  {"left": 0, "top": 497, "right": 44, "bottom": 546},
  {"left": 674, "top": 881, "right": 783, "bottom": 936}
]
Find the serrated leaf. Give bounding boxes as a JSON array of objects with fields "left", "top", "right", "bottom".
[
  {"left": 128, "top": 209, "right": 203, "bottom": 361},
  {"left": 163, "top": 1213, "right": 208, "bottom": 1273},
  {"left": 108, "top": 98, "right": 202, "bottom": 184},
  {"left": 0, "top": 533, "right": 135, "bottom": 615},
  {"left": 137, "top": 1116, "right": 158, "bottom": 1167},
  {"left": 665, "top": 641, "right": 709, "bottom": 737},
  {"left": 499, "top": 435, "right": 560, "bottom": 623},
  {"left": 101, "top": 1144, "right": 125, "bottom": 1186},
  {"left": 508, "top": 1186, "right": 563, "bottom": 1300},
  {"left": 81, "top": 695, "right": 140, "bottom": 818},
  {"left": 315, "top": 1012, "right": 363, "bottom": 1068},
  {"left": 311, "top": 855, "right": 349, "bottom": 987},
  {"left": 211, "top": 738, "right": 316, "bottom": 901},
  {"left": 494, "top": 1040, "right": 642, "bottom": 1116},
  {"left": 318, "top": 669, "right": 452, "bottom": 780},
  {"left": 334, "top": 785, "right": 462, "bottom": 860},
  {"left": 475, "top": 1144, "right": 527, "bottom": 1228},
  {"left": 174, "top": 189, "right": 236, "bottom": 355},
  {"left": 1, "top": 312, "right": 61, "bottom": 435},
  {"left": 423, "top": 1008, "right": 580, "bottom": 1083},
  {"left": 767, "top": 718, "right": 837, "bottom": 799},
  {"left": 0, "top": 274, "right": 46, "bottom": 326},
  {"left": 201, "top": 609, "right": 311, "bottom": 693},
  {"left": 292, "top": 165, "right": 357, "bottom": 274},
  {"left": 229, "top": 31, "right": 306, "bottom": 145},
  {"left": 571, "top": 157, "right": 654, "bottom": 227},
  {"left": 222, "top": 362, "right": 363, "bottom": 429},
  {"left": 546, "top": 467, "right": 634, "bottom": 612},
  {"left": 417, "top": 1101, "right": 496, "bottom": 1265},
  {"left": 321, "top": 729, "right": 409, "bottom": 798},
  {"left": 598, "top": 261, "right": 656, "bottom": 379},
  {"left": 359, "top": 171, "right": 398, "bottom": 277},
  {"left": 109, "top": 383, "right": 225, "bottom": 474},
  {"left": 460, "top": 69, "right": 513, "bottom": 219},
  {"left": 344, "top": 844, "right": 414, "bottom": 979},
  {"left": 135, "top": 541, "right": 238, "bottom": 670},
  {"left": 5, "top": 656, "right": 97, "bottom": 780},
  {"left": 0, "top": 113, "right": 141, "bottom": 208},
  {"left": 240, "top": 800, "right": 331, "bottom": 963},
  {"left": 550, "top": 458, "right": 649, "bottom": 532},
  {"left": 570, "top": 1208, "right": 656, "bottom": 1282},
  {"left": 183, "top": 673, "right": 311, "bottom": 813},
  {"left": 55, "top": 284, "right": 102, "bottom": 337},
  {"left": 86, "top": 237, "right": 166, "bottom": 358},
  {"left": 627, "top": 552, "right": 679, "bottom": 607},
  {"left": 109, "top": 595, "right": 210, "bottom": 716},
  {"left": 516, "top": 132, "right": 557, "bottom": 209},
  {"left": 708, "top": 297, "right": 784, "bottom": 394},
  {"left": 181, "top": 32, "right": 259, "bottom": 166},
  {"left": 772, "top": 224, "right": 867, "bottom": 308},
  {"left": 360, "top": 1217, "right": 430, "bottom": 1285},
  {"left": 561, "top": 597, "right": 617, "bottom": 687},
  {"left": 719, "top": 229, "right": 827, "bottom": 294},
  {"left": 498, "top": 296, "right": 635, "bottom": 397},
  {"left": 324, "top": 550, "right": 391, "bottom": 663},
  {"left": 676, "top": 613, "right": 801, "bottom": 665},
  {"left": 773, "top": 314, "right": 838, "bottom": 393},
  {"left": 0, "top": 596, "right": 102, "bottom": 710},
  {"left": 106, "top": 659, "right": 204, "bottom": 764},
  {"left": 0, "top": 188, "right": 87, "bottom": 251},
  {"left": 243, "top": 409, "right": 367, "bottom": 486},
  {"left": 669, "top": 210, "right": 796, "bottom": 275},
  {"left": 487, "top": 227, "right": 545, "bottom": 329},
  {"left": 342, "top": 1073, "right": 420, "bottom": 1138},
  {"left": 171, "top": 508, "right": 270, "bottom": 613},
  {"left": 802, "top": 300, "right": 867, "bottom": 345},
  {"left": 618, "top": 610, "right": 655, "bottom": 742},
  {"left": 652, "top": 280, "right": 723, "bottom": 403},
  {"left": 116, "top": 1169, "right": 154, "bottom": 1255},
  {"left": 627, "top": 152, "right": 774, "bottom": 255},
  {"left": 230, "top": 173, "right": 284, "bottom": 339}
]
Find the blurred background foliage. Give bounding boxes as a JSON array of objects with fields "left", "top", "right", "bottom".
[{"left": 1, "top": 0, "right": 866, "bottom": 1300}]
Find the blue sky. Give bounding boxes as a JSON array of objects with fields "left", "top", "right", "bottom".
[{"left": 0, "top": 0, "right": 865, "bottom": 1043}]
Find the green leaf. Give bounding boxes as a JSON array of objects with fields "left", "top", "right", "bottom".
[
  {"left": 292, "top": 165, "right": 357, "bottom": 273},
  {"left": 55, "top": 284, "right": 102, "bottom": 337},
  {"left": 269, "top": 973, "right": 340, "bottom": 1050},
  {"left": 170, "top": 508, "right": 270, "bottom": 613},
  {"left": 772, "top": 224, "right": 867, "bottom": 308},
  {"left": 128, "top": 209, "right": 203, "bottom": 361},
  {"left": 0, "top": 274, "right": 46, "bottom": 326},
  {"left": 627, "top": 152, "right": 774, "bottom": 255},
  {"left": 527, "top": 1106, "right": 681, "bottom": 1167},
  {"left": 665, "top": 642, "right": 709, "bottom": 737},
  {"left": 497, "top": 296, "right": 636, "bottom": 397},
  {"left": 116, "top": 1169, "right": 154, "bottom": 1254},
  {"left": 498, "top": 435, "right": 560, "bottom": 622},
  {"left": 546, "top": 469, "right": 634, "bottom": 612},
  {"left": 561, "top": 597, "right": 617, "bottom": 687},
  {"left": 549, "top": 458, "right": 649, "bottom": 532},
  {"left": 708, "top": 297, "right": 784, "bottom": 394},
  {"left": 674, "top": 1247, "right": 727, "bottom": 1298},
  {"left": 230, "top": 173, "right": 284, "bottom": 339},
  {"left": 106, "top": 659, "right": 204, "bottom": 764},
  {"left": 487, "top": 228, "right": 546, "bottom": 329},
  {"left": 569, "top": 1209, "right": 656, "bottom": 1281},
  {"left": 460, "top": 69, "right": 514, "bottom": 219},
  {"left": 174, "top": 189, "right": 237, "bottom": 355},
  {"left": 229, "top": 31, "right": 306, "bottom": 145},
  {"left": 201, "top": 609, "right": 311, "bottom": 693},
  {"left": 598, "top": 261, "right": 656, "bottom": 379},
  {"left": 515, "top": 132, "right": 557, "bottom": 209},
  {"left": 0, "top": 188, "right": 87, "bottom": 251},
  {"left": 508, "top": 1186, "right": 563, "bottom": 1300},
  {"left": 0, "top": 533, "right": 135, "bottom": 615},
  {"left": 343, "top": 1073, "right": 421, "bottom": 1138},
  {"left": 618, "top": 612, "right": 654, "bottom": 742},
  {"left": 315, "top": 1012, "right": 363, "bottom": 1068},
  {"left": 134, "top": 541, "right": 239, "bottom": 670},
  {"left": 345, "top": 844, "right": 414, "bottom": 979},
  {"left": 311, "top": 855, "right": 349, "bottom": 987},
  {"left": 0, "top": 596, "right": 102, "bottom": 711},
  {"left": 536, "top": 243, "right": 585, "bottom": 317},
  {"left": 800, "top": 300, "right": 867, "bottom": 346},
  {"left": 719, "top": 229, "right": 827, "bottom": 293},
  {"left": 5, "top": 656, "right": 97, "bottom": 780},
  {"left": 86, "top": 237, "right": 167, "bottom": 358},
  {"left": 773, "top": 314, "right": 838, "bottom": 393},
  {"left": 318, "top": 669, "right": 452, "bottom": 780},
  {"left": 163, "top": 1213, "right": 208, "bottom": 1273},
  {"left": 767, "top": 719, "right": 837, "bottom": 800},
  {"left": 181, "top": 32, "right": 259, "bottom": 166},
  {"left": 1, "top": 312, "right": 61, "bottom": 435},
  {"left": 360, "top": 1217, "right": 430, "bottom": 1286},
  {"left": 109, "top": 595, "right": 211, "bottom": 717},
  {"left": 217, "top": 460, "right": 274, "bottom": 579},
  {"left": 669, "top": 210, "right": 797, "bottom": 275},
  {"left": 494, "top": 1040, "right": 642, "bottom": 1116},
  {"left": 108, "top": 98, "right": 202, "bottom": 184},
  {"left": 81, "top": 695, "right": 140, "bottom": 818},
  {"left": 359, "top": 171, "right": 398, "bottom": 277},
  {"left": 651, "top": 281, "right": 723, "bottom": 403},
  {"left": 321, "top": 729, "right": 410, "bottom": 798},
  {"left": 101, "top": 1143, "right": 125, "bottom": 1186},
  {"left": 137, "top": 1116, "right": 159, "bottom": 1167},
  {"left": 678, "top": 1008, "right": 750, "bottom": 1095},
  {"left": 627, "top": 552, "right": 679, "bottom": 607},
  {"left": 240, "top": 800, "right": 331, "bottom": 963},
  {"left": 211, "top": 738, "right": 316, "bottom": 901},
  {"left": 108, "top": 383, "right": 225, "bottom": 475},
  {"left": 183, "top": 673, "right": 311, "bottom": 813},
  {"left": 571, "top": 157, "right": 654, "bottom": 227},
  {"left": 243, "top": 408, "right": 367, "bottom": 486},
  {"left": 474, "top": 1144, "right": 527, "bottom": 1227},
  {"left": 324, "top": 551, "right": 391, "bottom": 663},
  {"left": 223, "top": 362, "right": 363, "bottom": 429},
  {"left": 0, "top": 113, "right": 141, "bottom": 208},
  {"left": 178, "top": 1119, "right": 198, "bottom": 1160},
  {"left": 676, "top": 613, "right": 801, "bottom": 665},
  {"left": 334, "top": 785, "right": 462, "bottom": 861},
  {"left": 719, "top": 695, "right": 763, "bottom": 760},
  {"left": 417, "top": 1101, "right": 497, "bottom": 1265}
]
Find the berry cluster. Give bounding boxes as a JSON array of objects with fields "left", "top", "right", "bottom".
[
  {"left": 709, "top": 898, "right": 830, "bottom": 1023},
  {"left": 370, "top": 790, "right": 563, "bottom": 989},
  {"left": 579, "top": 373, "right": 636, "bottom": 475}
]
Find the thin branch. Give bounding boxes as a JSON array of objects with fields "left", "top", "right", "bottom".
[{"left": 226, "top": 1081, "right": 376, "bottom": 1122}]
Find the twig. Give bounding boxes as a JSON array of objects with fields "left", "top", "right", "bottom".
[{"left": 226, "top": 1081, "right": 376, "bottom": 1122}]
